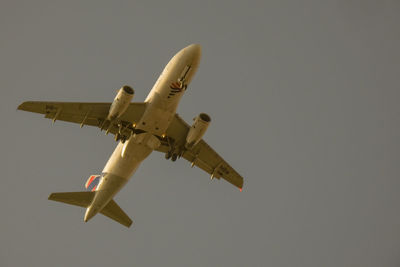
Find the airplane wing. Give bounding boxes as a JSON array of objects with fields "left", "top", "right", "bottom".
[
  {"left": 157, "top": 114, "right": 244, "bottom": 190},
  {"left": 17, "top": 101, "right": 147, "bottom": 136}
]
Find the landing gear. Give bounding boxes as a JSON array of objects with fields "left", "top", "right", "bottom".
[
  {"left": 114, "top": 133, "right": 121, "bottom": 142},
  {"left": 165, "top": 137, "right": 175, "bottom": 161},
  {"left": 115, "top": 133, "right": 128, "bottom": 143},
  {"left": 164, "top": 136, "right": 180, "bottom": 162},
  {"left": 165, "top": 151, "right": 178, "bottom": 162}
]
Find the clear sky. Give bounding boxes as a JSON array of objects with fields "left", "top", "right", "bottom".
[{"left": 2, "top": 1, "right": 400, "bottom": 266}]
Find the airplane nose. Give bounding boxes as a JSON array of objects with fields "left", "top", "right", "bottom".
[
  {"left": 186, "top": 44, "right": 201, "bottom": 58},
  {"left": 183, "top": 44, "right": 201, "bottom": 66}
]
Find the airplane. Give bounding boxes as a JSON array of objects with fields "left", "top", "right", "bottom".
[{"left": 18, "top": 44, "right": 244, "bottom": 228}]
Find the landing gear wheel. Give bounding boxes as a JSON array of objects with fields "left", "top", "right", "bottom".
[
  {"left": 171, "top": 153, "right": 178, "bottom": 162},
  {"left": 121, "top": 136, "right": 127, "bottom": 143},
  {"left": 165, "top": 151, "right": 172, "bottom": 160}
]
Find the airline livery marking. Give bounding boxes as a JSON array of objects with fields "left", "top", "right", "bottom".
[{"left": 85, "top": 175, "right": 101, "bottom": 191}]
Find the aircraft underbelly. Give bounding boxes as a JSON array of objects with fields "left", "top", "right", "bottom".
[
  {"left": 138, "top": 79, "right": 185, "bottom": 135},
  {"left": 138, "top": 44, "right": 200, "bottom": 135},
  {"left": 91, "top": 132, "right": 160, "bottom": 212},
  {"left": 103, "top": 132, "right": 159, "bottom": 179}
]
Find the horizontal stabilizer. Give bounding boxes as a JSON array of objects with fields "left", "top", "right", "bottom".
[
  {"left": 48, "top": 191, "right": 95, "bottom": 208},
  {"left": 48, "top": 192, "right": 132, "bottom": 227},
  {"left": 100, "top": 199, "right": 133, "bottom": 228}
]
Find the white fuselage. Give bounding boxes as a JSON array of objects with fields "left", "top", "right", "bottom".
[{"left": 84, "top": 44, "right": 201, "bottom": 221}]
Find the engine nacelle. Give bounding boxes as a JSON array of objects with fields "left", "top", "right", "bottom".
[
  {"left": 185, "top": 113, "right": 211, "bottom": 149},
  {"left": 107, "top": 85, "right": 134, "bottom": 120}
]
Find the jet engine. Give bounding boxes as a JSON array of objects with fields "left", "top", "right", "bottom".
[
  {"left": 185, "top": 113, "right": 211, "bottom": 149},
  {"left": 107, "top": 85, "right": 134, "bottom": 120}
]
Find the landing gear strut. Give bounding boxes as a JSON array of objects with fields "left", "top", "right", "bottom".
[{"left": 114, "top": 133, "right": 121, "bottom": 142}]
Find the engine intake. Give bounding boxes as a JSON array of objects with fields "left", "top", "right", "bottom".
[
  {"left": 185, "top": 113, "right": 211, "bottom": 149},
  {"left": 107, "top": 85, "right": 135, "bottom": 120},
  {"left": 122, "top": 85, "right": 134, "bottom": 95}
]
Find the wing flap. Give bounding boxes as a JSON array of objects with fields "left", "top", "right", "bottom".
[
  {"left": 183, "top": 140, "right": 244, "bottom": 189},
  {"left": 18, "top": 101, "right": 110, "bottom": 117}
]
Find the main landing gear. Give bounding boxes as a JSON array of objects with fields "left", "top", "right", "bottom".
[
  {"left": 114, "top": 133, "right": 128, "bottom": 143},
  {"left": 165, "top": 151, "right": 178, "bottom": 162},
  {"left": 114, "top": 122, "right": 133, "bottom": 143},
  {"left": 164, "top": 137, "right": 179, "bottom": 162}
]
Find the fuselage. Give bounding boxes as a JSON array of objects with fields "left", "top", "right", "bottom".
[{"left": 84, "top": 44, "right": 201, "bottom": 222}]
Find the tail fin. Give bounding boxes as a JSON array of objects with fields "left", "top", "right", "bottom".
[{"left": 48, "top": 192, "right": 132, "bottom": 227}]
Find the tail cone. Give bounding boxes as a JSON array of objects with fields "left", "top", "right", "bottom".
[{"left": 84, "top": 205, "right": 99, "bottom": 222}]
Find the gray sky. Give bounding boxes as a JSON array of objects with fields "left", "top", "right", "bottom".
[{"left": 2, "top": 1, "right": 400, "bottom": 266}]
